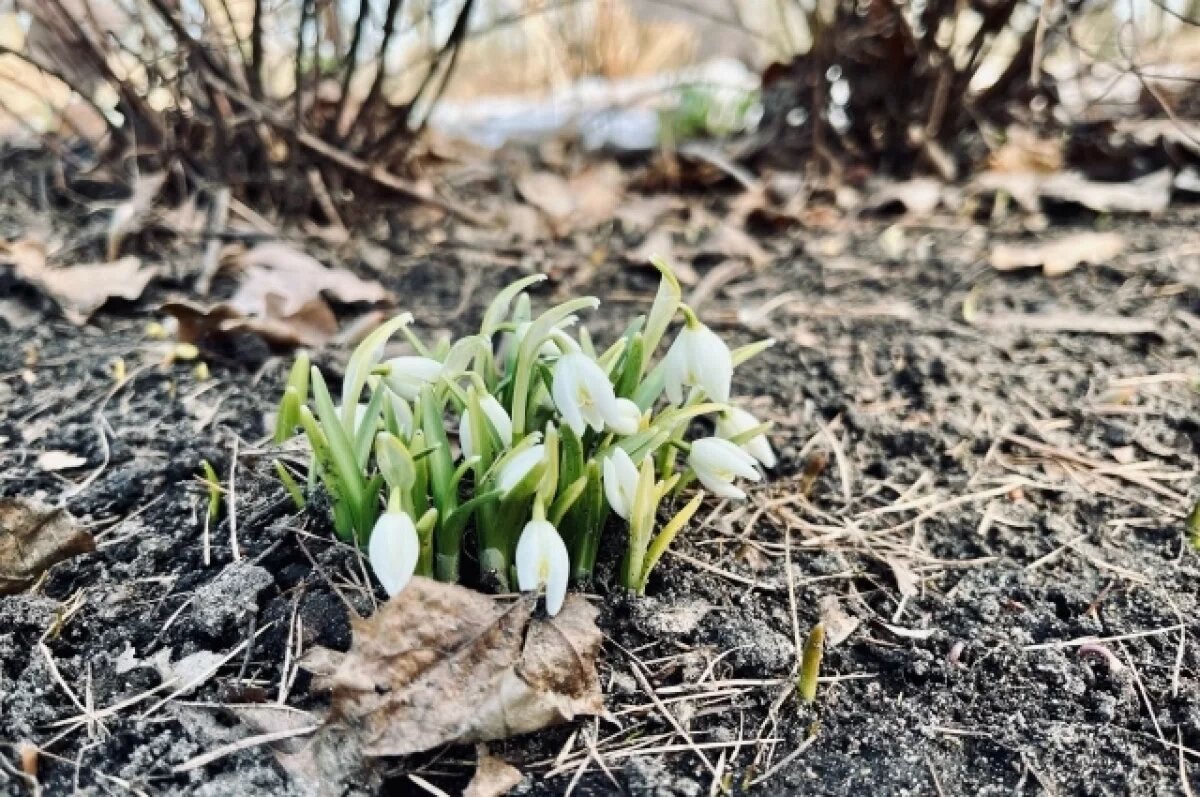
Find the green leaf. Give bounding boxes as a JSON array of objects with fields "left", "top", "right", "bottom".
[
  {"left": 441, "top": 489, "right": 505, "bottom": 541},
  {"left": 352, "top": 379, "right": 388, "bottom": 467},
  {"left": 273, "top": 459, "right": 306, "bottom": 510},
  {"left": 340, "top": 313, "right": 412, "bottom": 428},
  {"left": 641, "top": 256, "right": 682, "bottom": 373},
  {"left": 731, "top": 338, "right": 775, "bottom": 367},
  {"left": 635, "top": 491, "right": 703, "bottom": 594},
  {"left": 559, "top": 424, "right": 585, "bottom": 491},
  {"left": 631, "top": 362, "right": 665, "bottom": 410},
  {"left": 549, "top": 475, "right": 587, "bottom": 526},
  {"left": 420, "top": 386, "right": 458, "bottom": 517},
  {"left": 482, "top": 274, "right": 547, "bottom": 337},
  {"left": 614, "top": 334, "right": 645, "bottom": 399},
  {"left": 273, "top": 385, "right": 302, "bottom": 444},
  {"left": 310, "top": 368, "right": 367, "bottom": 523},
  {"left": 538, "top": 423, "right": 559, "bottom": 505}
]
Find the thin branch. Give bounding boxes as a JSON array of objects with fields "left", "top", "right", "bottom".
[
  {"left": 343, "top": 0, "right": 406, "bottom": 147},
  {"left": 327, "top": 0, "right": 371, "bottom": 139}
]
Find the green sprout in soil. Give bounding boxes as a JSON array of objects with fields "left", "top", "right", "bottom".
[
  {"left": 273, "top": 260, "right": 775, "bottom": 614},
  {"left": 797, "top": 621, "right": 825, "bottom": 704}
]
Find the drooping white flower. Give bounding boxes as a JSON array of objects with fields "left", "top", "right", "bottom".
[
  {"left": 688, "top": 437, "right": 761, "bottom": 500},
  {"left": 551, "top": 352, "right": 627, "bottom": 436},
  {"left": 382, "top": 356, "right": 443, "bottom": 400},
  {"left": 602, "top": 447, "right": 639, "bottom": 520},
  {"left": 387, "top": 392, "right": 414, "bottom": 438},
  {"left": 662, "top": 320, "right": 732, "bottom": 405},
  {"left": 716, "top": 406, "right": 776, "bottom": 469},
  {"left": 459, "top": 394, "right": 513, "bottom": 459},
  {"left": 611, "top": 398, "right": 642, "bottom": 435},
  {"left": 368, "top": 510, "right": 419, "bottom": 597},
  {"left": 515, "top": 518, "right": 569, "bottom": 616},
  {"left": 497, "top": 444, "right": 545, "bottom": 495}
]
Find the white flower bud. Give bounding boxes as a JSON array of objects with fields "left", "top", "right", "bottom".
[
  {"left": 459, "top": 394, "right": 513, "bottom": 459},
  {"left": 716, "top": 406, "right": 776, "bottom": 469},
  {"left": 382, "top": 356, "right": 442, "bottom": 400},
  {"left": 602, "top": 447, "right": 639, "bottom": 520},
  {"left": 368, "top": 510, "right": 419, "bottom": 597},
  {"left": 688, "top": 437, "right": 761, "bottom": 500},
  {"left": 663, "top": 321, "right": 732, "bottom": 405},
  {"left": 515, "top": 518, "right": 569, "bottom": 616}
]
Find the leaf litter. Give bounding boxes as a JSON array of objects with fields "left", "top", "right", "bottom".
[
  {"left": 0, "top": 498, "right": 95, "bottom": 595},
  {"left": 162, "top": 241, "right": 393, "bottom": 348},
  {"left": 303, "top": 577, "right": 604, "bottom": 758}
]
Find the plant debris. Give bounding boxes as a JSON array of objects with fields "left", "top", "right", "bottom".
[
  {"left": 162, "top": 242, "right": 392, "bottom": 348},
  {"left": 2, "top": 240, "right": 158, "bottom": 324},
  {"left": 306, "top": 578, "right": 603, "bottom": 756},
  {"left": 464, "top": 753, "right": 524, "bottom": 797},
  {"left": 0, "top": 498, "right": 94, "bottom": 595},
  {"left": 990, "top": 232, "right": 1126, "bottom": 276}
]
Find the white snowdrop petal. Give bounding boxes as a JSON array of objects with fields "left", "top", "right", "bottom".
[
  {"left": 480, "top": 395, "right": 513, "bottom": 447},
  {"left": 383, "top": 356, "right": 443, "bottom": 399},
  {"left": 607, "top": 397, "right": 641, "bottom": 435},
  {"left": 459, "top": 411, "right": 476, "bottom": 460},
  {"left": 603, "top": 447, "right": 638, "bottom": 519},
  {"left": 551, "top": 356, "right": 587, "bottom": 436},
  {"left": 368, "top": 511, "right": 420, "bottom": 597},
  {"left": 692, "top": 325, "right": 732, "bottom": 402},
  {"left": 498, "top": 445, "right": 545, "bottom": 494},
  {"left": 694, "top": 470, "right": 747, "bottom": 500},
  {"left": 662, "top": 336, "right": 686, "bottom": 405},
  {"left": 515, "top": 519, "right": 570, "bottom": 617}
]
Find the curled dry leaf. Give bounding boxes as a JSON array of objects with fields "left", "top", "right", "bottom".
[
  {"left": 306, "top": 577, "right": 603, "bottom": 756},
  {"left": 1, "top": 239, "right": 158, "bottom": 324},
  {"left": 464, "top": 754, "right": 524, "bottom": 797},
  {"left": 990, "top": 232, "right": 1126, "bottom": 277},
  {"left": 973, "top": 169, "right": 1172, "bottom": 215},
  {"left": 0, "top": 498, "right": 95, "bottom": 595},
  {"left": 818, "top": 595, "right": 861, "bottom": 647},
  {"left": 516, "top": 164, "right": 624, "bottom": 237},
  {"left": 163, "top": 242, "right": 391, "bottom": 348}
]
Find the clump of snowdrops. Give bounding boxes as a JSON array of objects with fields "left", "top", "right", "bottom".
[{"left": 273, "top": 260, "right": 775, "bottom": 615}]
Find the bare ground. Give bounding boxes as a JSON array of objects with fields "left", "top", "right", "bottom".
[{"left": 0, "top": 162, "right": 1198, "bottom": 795}]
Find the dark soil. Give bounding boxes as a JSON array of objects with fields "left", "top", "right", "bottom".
[{"left": 1, "top": 157, "right": 1198, "bottom": 796}]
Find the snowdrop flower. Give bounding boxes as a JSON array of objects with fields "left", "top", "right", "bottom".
[
  {"left": 663, "top": 314, "right": 732, "bottom": 405},
  {"left": 515, "top": 518, "right": 569, "bottom": 616},
  {"left": 382, "top": 356, "right": 442, "bottom": 400},
  {"left": 552, "top": 352, "right": 631, "bottom": 436},
  {"left": 497, "top": 444, "right": 545, "bottom": 495},
  {"left": 459, "top": 394, "right": 513, "bottom": 459},
  {"left": 612, "top": 398, "right": 642, "bottom": 435},
  {"left": 688, "top": 437, "right": 761, "bottom": 500},
  {"left": 602, "top": 447, "right": 639, "bottom": 520},
  {"left": 716, "top": 406, "right": 776, "bottom": 469},
  {"left": 387, "top": 393, "right": 414, "bottom": 438},
  {"left": 368, "top": 510, "right": 419, "bottom": 597}
]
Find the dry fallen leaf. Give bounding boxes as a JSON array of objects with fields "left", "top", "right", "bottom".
[
  {"left": 232, "top": 242, "right": 392, "bottom": 314},
  {"left": 464, "top": 753, "right": 523, "bottom": 797},
  {"left": 973, "top": 170, "right": 1172, "bottom": 215},
  {"left": 107, "top": 171, "right": 168, "bottom": 261},
  {"left": 308, "top": 578, "right": 603, "bottom": 756},
  {"left": 162, "top": 298, "right": 339, "bottom": 349},
  {"left": 818, "top": 595, "right": 861, "bottom": 647},
  {"left": 987, "top": 127, "right": 1064, "bottom": 174},
  {"left": 163, "top": 242, "right": 391, "bottom": 348},
  {"left": 0, "top": 498, "right": 95, "bottom": 594},
  {"left": 626, "top": 228, "right": 698, "bottom": 285},
  {"left": 970, "top": 311, "right": 1158, "bottom": 336},
  {"left": 990, "top": 232, "right": 1126, "bottom": 277},
  {"left": 864, "top": 178, "right": 948, "bottom": 217},
  {"left": 886, "top": 557, "right": 920, "bottom": 598},
  {"left": 37, "top": 451, "right": 87, "bottom": 471},
  {"left": 516, "top": 164, "right": 624, "bottom": 236},
  {"left": 2, "top": 239, "right": 158, "bottom": 324}
]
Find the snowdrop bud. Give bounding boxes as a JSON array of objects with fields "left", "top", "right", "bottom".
[
  {"left": 515, "top": 321, "right": 564, "bottom": 359},
  {"left": 368, "top": 511, "right": 419, "bottom": 597},
  {"left": 382, "top": 356, "right": 443, "bottom": 400},
  {"left": 688, "top": 437, "right": 761, "bottom": 500},
  {"left": 515, "top": 518, "right": 569, "bottom": 616},
  {"left": 387, "top": 393, "right": 414, "bottom": 438},
  {"left": 459, "top": 394, "right": 513, "bottom": 459},
  {"left": 551, "top": 353, "right": 625, "bottom": 436},
  {"left": 497, "top": 444, "right": 545, "bottom": 495},
  {"left": 611, "top": 398, "right": 642, "bottom": 435},
  {"left": 663, "top": 318, "right": 732, "bottom": 405},
  {"left": 716, "top": 406, "right": 776, "bottom": 469},
  {"left": 602, "top": 447, "right": 639, "bottom": 520},
  {"left": 335, "top": 403, "right": 371, "bottom": 434}
]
